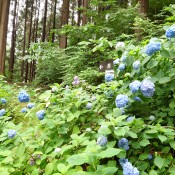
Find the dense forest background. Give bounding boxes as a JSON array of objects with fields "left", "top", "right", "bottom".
[{"left": 1, "top": 0, "right": 175, "bottom": 85}]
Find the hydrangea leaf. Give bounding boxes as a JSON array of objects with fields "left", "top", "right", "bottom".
[
  {"left": 98, "top": 148, "right": 122, "bottom": 159},
  {"left": 154, "top": 156, "right": 164, "bottom": 169},
  {"left": 139, "top": 139, "right": 150, "bottom": 147}
]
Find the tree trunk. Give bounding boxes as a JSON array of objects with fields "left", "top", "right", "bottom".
[
  {"left": 82, "top": 0, "right": 88, "bottom": 25},
  {"left": 51, "top": 0, "right": 57, "bottom": 43},
  {"left": 9, "top": 0, "right": 18, "bottom": 81},
  {"left": 77, "top": 0, "right": 82, "bottom": 26},
  {"left": 42, "top": 0, "right": 48, "bottom": 42},
  {"left": 21, "top": 0, "right": 28, "bottom": 81},
  {"left": 139, "top": 0, "right": 149, "bottom": 15},
  {"left": 0, "top": 0, "right": 10, "bottom": 75},
  {"left": 60, "top": 0, "right": 70, "bottom": 49},
  {"left": 25, "top": 0, "right": 34, "bottom": 83}
]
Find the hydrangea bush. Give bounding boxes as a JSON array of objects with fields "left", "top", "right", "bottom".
[{"left": 1, "top": 25, "right": 175, "bottom": 175}]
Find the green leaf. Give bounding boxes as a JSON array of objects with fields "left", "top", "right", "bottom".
[
  {"left": 99, "top": 148, "right": 122, "bottom": 159},
  {"left": 139, "top": 153, "right": 149, "bottom": 160},
  {"left": 160, "top": 49, "right": 171, "bottom": 58},
  {"left": 127, "top": 131, "right": 137, "bottom": 138},
  {"left": 140, "top": 139, "right": 150, "bottom": 146},
  {"left": 67, "top": 153, "right": 89, "bottom": 166},
  {"left": 31, "top": 169, "right": 39, "bottom": 175},
  {"left": 169, "top": 140, "right": 175, "bottom": 150},
  {"left": 57, "top": 163, "right": 68, "bottom": 174},
  {"left": 45, "top": 162, "right": 55, "bottom": 174},
  {"left": 16, "top": 143, "right": 25, "bottom": 158},
  {"left": 96, "top": 167, "right": 118, "bottom": 175},
  {"left": 114, "top": 127, "right": 126, "bottom": 136},
  {"left": 149, "top": 170, "right": 158, "bottom": 175},
  {"left": 158, "top": 135, "right": 167, "bottom": 142},
  {"left": 38, "top": 90, "right": 51, "bottom": 100},
  {"left": 154, "top": 156, "right": 164, "bottom": 169},
  {"left": 159, "top": 77, "right": 171, "bottom": 84}
]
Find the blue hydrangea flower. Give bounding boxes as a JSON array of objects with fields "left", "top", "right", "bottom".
[
  {"left": 115, "top": 94, "right": 129, "bottom": 108},
  {"left": 7, "top": 130, "right": 16, "bottom": 138},
  {"left": 1, "top": 98, "right": 6, "bottom": 104},
  {"left": 27, "top": 103, "right": 35, "bottom": 109},
  {"left": 105, "top": 74, "right": 114, "bottom": 82},
  {"left": 113, "top": 59, "right": 120, "bottom": 65},
  {"left": 118, "top": 63, "right": 126, "bottom": 71},
  {"left": 165, "top": 27, "right": 175, "bottom": 38},
  {"left": 148, "top": 154, "right": 153, "bottom": 160},
  {"left": 118, "top": 138, "right": 129, "bottom": 150},
  {"left": 105, "top": 90, "right": 114, "bottom": 98},
  {"left": 86, "top": 102, "right": 92, "bottom": 109},
  {"left": 18, "top": 90, "right": 30, "bottom": 103},
  {"left": 146, "top": 42, "right": 161, "bottom": 56},
  {"left": 123, "top": 162, "right": 140, "bottom": 175},
  {"left": 129, "top": 80, "right": 141, "bottom": 93},
  {"left": 149, "top": 115, "right": 155, "bottom": 121},
  {"left": 21, "top": 107, "right": 27, "bottom": 113},
  {"left": 133, "top": 60, "right": 140, "bottom": 70},
  {"left": 97, "top": 136, "right": 108, "bottom": 146},
  {"left": 0, "top": 109, "right": 6, "bottom": 116},
  {"left": 36, "top": 110, "right": 45, "bottom": 120},
  {"left": 121, "top": 55, "right": 127, "bottom": 62},
  {"left": 134, "top": 96, "right": 141, "bottom": 102},
  {"left": 119, "top": 158, "right": 129, "bottom": 167},
  {"left": 126, "top": 116, "right": 134, "bottom": 122},
  {"left": 140, "top": 79, "right": 155, "bottom": 97}
]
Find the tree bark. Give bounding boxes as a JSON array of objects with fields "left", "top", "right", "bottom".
[
  {"left": 42, "top": 0, "right": 48, "bottom": 42},
  {"left": 52, "top": 0, "right": 57, "bottom": 43},
  {"left": 77, "top": 0, "right": 82, "bottom": 26},
  {"left": 82, "top": 0, "right": 88, "bottom": 25},
  {"left": 139, "top": 0, "right": 149, "bottom": 15},
  {"left": 60, "top": 0, "right": 70, "bottom": 49},
  {"left": 0, "top": 0, "right": 10, "bottom": 75},
  {"left": 9, "top": 0, "right": 18, "bottom": 81}
]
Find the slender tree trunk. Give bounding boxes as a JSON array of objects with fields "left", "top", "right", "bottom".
[
  {"left": 21, "top": 0, "right": 28, "bottom": 81},
  {"left": 35, "top": 0, "right": 40, "bottom": 42},
  {"left": 77, "top": 0, "right": 82, "bottom": 26},
  {"left": 71, "top": 0, "right": 76, "bottom": 26},
  {"left": 25, "top": 0, "right": 34, "bottom": 83},
  {"left": 60, "top": 0, "right": 70, "bottom": 49},
  {"left": 42, "top": 0, "right": 48, "bottom": 42},
  {"left": 139, "top": 0, "right": 149, "bottom": 15},
  {"left": 9, "top": 0, "right": 18, "bottom": 81},
  {"left": 52, "top": 0, "right": 57, "bottom": 43},
  {"left": 82, "top": 0, "right": 88, "bottom": 25},
  {"left": 0, "top": 0, "right": 10, "bottom": 75}
]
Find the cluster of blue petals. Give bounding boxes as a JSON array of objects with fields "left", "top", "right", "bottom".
[
  {"left": 105, "top": 74, "right": 114, "bottom": 82},
  {"left": 0, "top": 109, "right": 6, "bottom": 116},
  {"left": 118, "top": 63, "right": 126, "bottom": 71},
  {"left": 27, "top": 103, "right": 35, "bottom": 109},
  {"left": 86, "top": 102, "right": 92, "bottom": 110},
  {"left": 115, "top": 94, "right": 129, "bottom": 108},
  {"left": 140, "top": 79, "right": 155, "bottom": 97},
  {"left": 97, "top": 136, "right": 108, "bottom": 146},
  {"left": 118, "top": 138, "right": 129, "bottom": 150},
  {"left": 36, "top": 110, "right": 45, "bottom": 120},
  {"left": 146, "top": 42, "right": 161, "bottom": 56},
  {"left": 18, "top": 90, "right": 30, "bottom": 103},
  {"left": 21, "top": 107, "right": 27, "bottom": 113},
  {"left": 1, "top": 98, "right": 6, "bottom": 103},
  {"left": 165, "top": 27, "right": 175, "bottom": 38},
  {"left": 133, "top": 61, "right": 140, "bottom": 70},
  {"left": 129, "top": 80, "right": 141, "bottom": 93},
  {"left": 7, "top": 130, "right": 16, "bottom": 138}
]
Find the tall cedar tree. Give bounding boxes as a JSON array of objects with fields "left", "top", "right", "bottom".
[
  {"left": 0, "top": 0, "right": 10, "bottom": 75},
  {"left": 77, "top": 0, "right": 82, "bottom": 26},
  {"left": 60, "top": 0, "right": 70, "bottom": 48},
  {"left": 82, "top": 0, "right": 88, "bottom": 25},
  {"left": 52, "top": 0, "right": 57, "bottom": 43},
  {"left": 9, "top": 0, "right": 18, "bottom": 81},
  {"left": 42, "top": 0, "right": 48, "bottom": 42}
]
